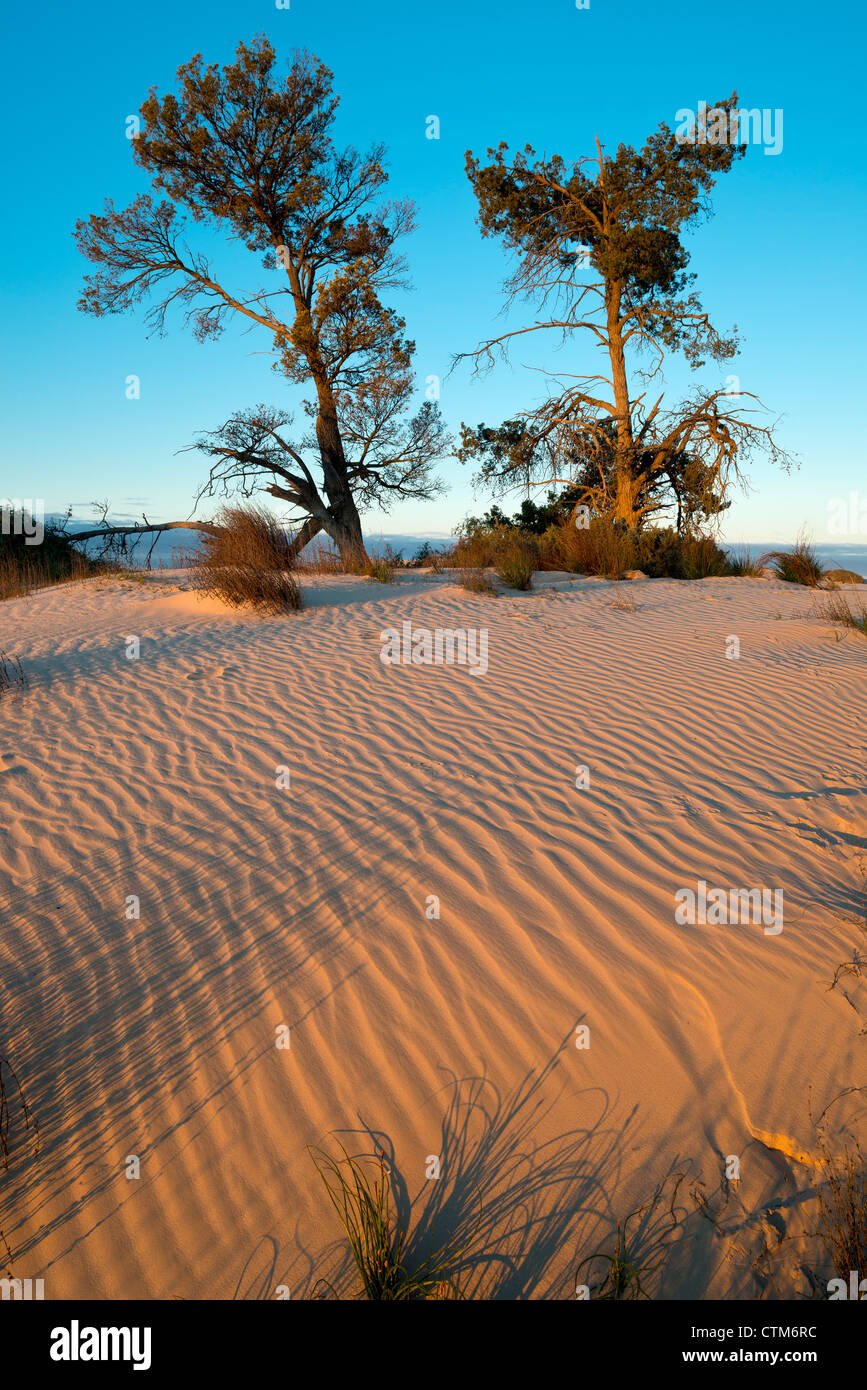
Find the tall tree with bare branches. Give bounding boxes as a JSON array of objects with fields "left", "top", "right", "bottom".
[
  {"left": 74, "top": 37, "right": 450, "bottom": 561},
  {"left": 458, "top": 97, "right": 793, "bottom": 528}
]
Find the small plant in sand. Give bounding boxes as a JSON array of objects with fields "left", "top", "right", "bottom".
[
  {"left": 725, "top": 546, "right": 763, "bottom": 577},
  {"left": 0, "top": 1054, "right": 40, "bottom": 1281},
  {"left": 760, "top": 532, "right": 825, "bottom": 588},
  {"left": 0, "top": 1055, "right": 40, "bottom": 1172},
  {"left": 575, "top": 1172, "right": 686, "bottom": 1299},
  {"left": 0, "top": 650, "right": 27, "bottom": 696},
  {"left": 815, "top": 591, "right": 867, "bottom": 639},
  {"left": 191, "top": 503, "right": 302, "bottom": 613},
  {"left": 457, "top": 568, "right": 497, "bottom": 595},
  {"left": 310, "top": 1143, "right": 468, "bottom": 1299},
  {"left": 362, "top": 557, "right": 395, "bottom": 584},
  {"left": 817, "top": 1138, "right": 867, "bottom": 1285}
]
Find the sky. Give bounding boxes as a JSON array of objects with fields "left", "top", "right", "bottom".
[{"left": 2, "top": 0, "right": 865, "bottom": 546}]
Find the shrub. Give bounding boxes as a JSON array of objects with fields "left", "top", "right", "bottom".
[
  {"left": 456, "top": 568, "right": 497, "bottom": 595},
  {"left": 677, "top": 533, "right": 730, "bottom": 580},
  {"left": 0, "top": 518, "right": 107, "bottom": 601},
  {"left": 444, "top": 522, "right": 537, "bottom": 571},
  {"left": 539, "top": 517, "right": 633, "bottom": 577},
  {"left": 760, "top": 532, "right": 826, "bottom": 587},
  {"left": 825, "top": 569, "right": 865, "bottom": 585},
  {"left": 191, "top": 504, "right": 302, "bottom": 612},
  {"left": 497, "top": 546, "right": 534, "bottom": 590},
  {"left": 817, "top": 1139, "right": 867, "bottom": 1286},
  {"left": 362, "top": 557, "right": 394, "bottom": 583},
  {"left": 447, "top": 515, "right": 730, "bottom": 582}
]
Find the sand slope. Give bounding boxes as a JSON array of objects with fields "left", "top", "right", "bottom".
[{"left": 1, "top": 569, "right": 865, "bottom": 1298}]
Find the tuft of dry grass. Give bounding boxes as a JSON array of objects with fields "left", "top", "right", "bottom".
[
  {"left": 609, "top": 593, "right": 640, "bottom": 612},
  {"left": 0, "top": 650, "right": 27, "bottom": 696},
  {"left": 456, "top": 567, "right": 497, "bottom": 595},
  {"left": 815, "top": 590, "right": 867, "bottom": 638},
  {"left": 191, "top": 504, "right": 302, "bottom": 613},
  {"left": 817, "top": 1137, "right": 867, "bottom": 1285},
  {"left": 760, "top": 531, "right": 826, "bottom": 588},
  {"left": 0, "top": 1055, "right": 39, "bottom": 1172}
]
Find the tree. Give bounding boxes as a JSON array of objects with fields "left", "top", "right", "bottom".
[
  {"left": 74, "top": 37, "right": 450, "bottom": 561},
  {"left": 562, "top": 418, "right": 731, "bottom": 532},
  {"left": 457, "top": 97, "right": 793, "bottom": 528}
]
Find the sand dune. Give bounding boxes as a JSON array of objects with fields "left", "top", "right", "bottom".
[{"left": 1, "top": 569, "right": 864, "bottom": 1298}]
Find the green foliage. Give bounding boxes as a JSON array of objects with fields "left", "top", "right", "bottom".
[
  {"left": 466, "top": 100, "right": 746, "bottom": 333},
  {"left": 406, "top": 541, "right": 448, "bottom": 569},
  {"left": 459, "top": 98, "right": 792, "bottom": 531},
  {"left": 74, "top": 37, "right": 451, "bottom": 559},
  {"left": 363, "top": 557, "right": 394, "bottom": 583}
]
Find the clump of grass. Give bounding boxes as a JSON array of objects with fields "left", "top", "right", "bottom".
[
  {"left": 816, "top": 1136, "right": 867, "bottom": 1285},
  {"left": 362, "top": 557, "right": 394, "bottom": 584},
  {"left": 725, "top": 545, "right": 763, "bottom": 577},
  {"left": 0, "top": 650, "right": 27, "bottom": 696},
  {"left": 497, "top": 549, "right": 534, "bottom": 590},
  {"left": 575, "top": 1172, "right": 686, "bottom": 1299},
  {"left": 457, "top": 568, "right": 497, "bottom": 595},
  {"left": 191, "top": 503, "right": 302, "bottom": 613},
  {"left": 815, "top": 591, "right": 867, "bottom": 638},
  {"left": 609, "top": 593, "right": 639, "bottom": 612},
  {"left": 760, "top": 532, "right": 826, "bottom": 587},
  {"left": 310, "top": 1143, "right": 468, "bottom": 1299}
]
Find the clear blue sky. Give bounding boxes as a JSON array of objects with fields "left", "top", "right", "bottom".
[{"left": 2, "top": 0, "right": 864, "bottom": 543}]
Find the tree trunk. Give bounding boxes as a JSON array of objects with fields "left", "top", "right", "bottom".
[
  {"left": 286, "top": 269, "right": 370, "bottom": 566},
  {"left": 605, "top": 279, "right": 638, "bottom": 528}
]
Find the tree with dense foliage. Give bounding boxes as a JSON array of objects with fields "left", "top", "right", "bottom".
[
  {"left": 74, "top": 37, "right": 449, "bottom": 561},
  {"left": 458, "top": 98, "right": 792, "bottom": 529}
]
